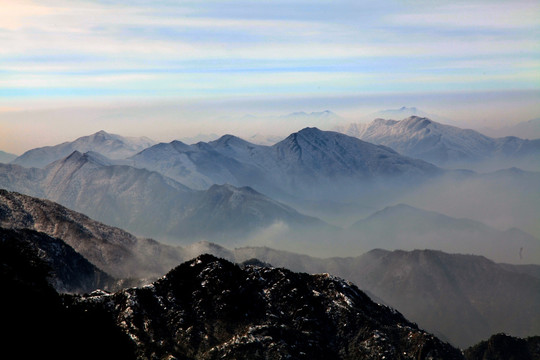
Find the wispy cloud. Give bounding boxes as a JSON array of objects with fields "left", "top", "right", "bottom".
[
  {"left": 0, "top": 0, "right": 539, "bottom": 149},
  {"left": 388, "top": 2, "right": 540, "bottom": 30}
]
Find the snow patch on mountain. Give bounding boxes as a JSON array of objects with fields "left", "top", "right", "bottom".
[
  {"left": 12, "top": 130, "right": 156, "bottom": 168},
  {"left": 337, "top": 116, "right": 540, "bottom": 167}
]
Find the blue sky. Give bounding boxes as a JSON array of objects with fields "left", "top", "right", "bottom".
[{"left": 1, "top": 0, "right": 539, "bottom": 152}]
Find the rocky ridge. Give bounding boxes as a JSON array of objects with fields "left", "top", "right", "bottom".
[{"left": 68, "top": 254, "right": 464, "bottom": 359}]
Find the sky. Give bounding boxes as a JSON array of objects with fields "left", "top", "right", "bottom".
[{"left": 1, "top": 0, "right": 539, "bottom": 154}]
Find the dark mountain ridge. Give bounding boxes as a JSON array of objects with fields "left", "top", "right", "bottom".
[
  {"left": 0, "top": 227, "right": 116, "bottom": 293},
  {"left": 67, "top": 254, "right": 464, "bottom": 359},
  {"left": 0, "top": 188, "right": 185, "bottom": 278},
  {"left": 1, "top": 190, "right": 538, "bottom": 349},
  {"left": 219, "top": 246, "right": 540, "bottom": 348},
  {"left": 0, "top": 229, "right": 137, "bottom": 359},
  {"left": 464, "top": 333, "right": 540, "bottom": 360}
]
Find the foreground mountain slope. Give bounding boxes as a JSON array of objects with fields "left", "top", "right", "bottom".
[
  {"left": 0, "top": 232, "right": 137, "bottom": 359},
  {"left": 0, "top": 189, "right": 185, "bottom": 278},
  {"left": 339, "top": 116, "right": 540, "bottom": 166},
  {"left": 68, "top": 254, "right": 464, "bottom": 359},
  {"left": 226, "top": 247, "right": 540, "bottom": 348},
  {"left": 12, "top": 130, "right": 155, "bottom": 168},
  {"left": 0, "top": 227, "right": 115, "bottom": 293},
  {"left": 350, "top": 203, "right": 540, "bottom": 264}
]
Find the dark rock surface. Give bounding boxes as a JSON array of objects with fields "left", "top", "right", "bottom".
[
  {"left": 0, "top": 227, "right": 115, "bottom": 293},
  {"left": 69, "top": 254, "right": 464, "bottom": 359},
  {"left": 464, "top": 333, "right": 540, "bottom": 360}
]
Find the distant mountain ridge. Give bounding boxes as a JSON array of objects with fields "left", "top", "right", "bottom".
[
  {"left": 12, "top": 130, "right": 156, "bottom": 168},
  {"left": 130, "top": 127, "right": 441, "bottom": 199},
  {"left": 0, "top": 150, "right": 17, "bottom": 163},
  {"left": 479, "top": 117, "right": 540, "bottom": 140},
  {"left": 337, "top": 116, "right": 540, "bottom": 167},
  {"left": 223, "top": 247, "right": 540, "bottom": 348},
  {"left": 1, "top": 150, "right": 328, "bottom": 243},
  {"left": 350, "top": 203, "right": 540, "bottom": 264}
]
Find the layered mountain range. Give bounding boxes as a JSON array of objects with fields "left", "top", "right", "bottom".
[
  {"left": 2, "top": 117, "right": 539, "bottom": 357},
  {"left": 128, "top": 127, "right": 440, "bottom": 199},
  {"left": 215, "top": 246, "right": 540, "bottom": 348},
  {"left": 1, "top": 129, "right": 538, "bottom": 261},
  {"left": 1, "top": 189, "right": 539, "bottom": 348},
  {"left": 2, "top": 230, "right": 466, "bottom": 359},
  {"left": 337, "top": 116, "right": 540, "bottom": 168},
  {"left": 0, "top": 152, "right": 326, "bottom": 243}
]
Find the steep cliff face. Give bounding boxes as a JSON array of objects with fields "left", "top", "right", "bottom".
[{"left": 69, "top": 254, "right": 464, "bottom": 360}]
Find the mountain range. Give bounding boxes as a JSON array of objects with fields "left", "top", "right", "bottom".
[
  {"left": 7, "top": 128, "right": 442, "bottom": 204},
  {"left": 130, "top": 127, "right": 440, "bottom": 200},
  {"left": 480, "top": 117, "right": 540, "bottom": 140},
  {"left": 2, "top": 127, "right": 538, "bottom": 258},
  {"left": 11, "top": 130, "right": 156, "bottom": 168},
  {"left": 365, "top": 106, "right": 449, "bottom": 123},
  {"left": 5, "top": 226, "right": 538, "bottom": 358},
  {"left": 2, "top": 117, "right": 539, "bottom": 356},
  {"left": 0, "top": 189, "right": 185, "bottom": 279},
  {"left": 226, "top": 247, "right": 540, "bottom": 348},
  {"left": 349, "top": 203, "right": 540, "bottom": 264},
  {"left": 0, "top": 154, "right": 326, "bottom": 244},
  {"left": 1, "top": 190, "right": 539, "bottom": 349},
  {"left": 2, "top": 230, "right": 466, "bottom": 359},
  {"left": 336, "top": 116, "right": 540, "bottom": 168}
]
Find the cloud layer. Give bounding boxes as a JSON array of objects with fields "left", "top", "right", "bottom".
[
  {"left": 1, "top": 0, "right": 539, "bottom": 153},
  {"left": 1, "top": 0, "right": 539, "bottom": 100}
]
